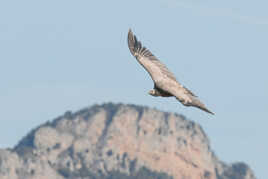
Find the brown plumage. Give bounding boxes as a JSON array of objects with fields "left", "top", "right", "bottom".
[{"left": 127, "top": 29, "right": 214, "bottom": 115}]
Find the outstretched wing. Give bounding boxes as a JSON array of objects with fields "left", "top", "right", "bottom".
[
  {"left": 184, "top": 86, "right": 197, "bottom": 97},
  {"left": 128, "top": 29, "right": 177, "bottom": 83},
  {"left": 128, "top": 29, "right": 197, "bottom": 97},
  {"left": 189, "top": 96, "right": 215, "bottom": 115}
]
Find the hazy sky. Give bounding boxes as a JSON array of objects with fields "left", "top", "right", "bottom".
[{"left": 0, "top": 0, "right": 267, "bottom": 178}]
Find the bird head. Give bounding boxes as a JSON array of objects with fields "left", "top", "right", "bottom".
[{"left": 148, "top": 89, "right": 158, "bottom": 97}]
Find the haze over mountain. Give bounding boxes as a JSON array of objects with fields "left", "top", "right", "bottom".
[{"left": 0, "top": 103, "right": 256, "bottom": 179}]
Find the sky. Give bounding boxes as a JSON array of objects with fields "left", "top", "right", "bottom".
[{"left": 0, "top": 0, "right": 267, "bottom": 178}]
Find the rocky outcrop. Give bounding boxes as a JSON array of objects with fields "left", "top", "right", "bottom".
[{"left": 0, "top": 103, "right": 256, "bottom": 179}]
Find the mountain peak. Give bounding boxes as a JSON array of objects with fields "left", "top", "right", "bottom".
[{"left": 1, "top": 103, "right": 256, "bottom": 179}]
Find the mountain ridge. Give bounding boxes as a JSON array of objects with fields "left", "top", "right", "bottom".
[{"left": 0, "top": 103, "right": 256, "bottom": 179}]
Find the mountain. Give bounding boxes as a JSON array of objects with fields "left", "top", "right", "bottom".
[{"left": 0, "top": 103, "right": 256, "bottom": 179}]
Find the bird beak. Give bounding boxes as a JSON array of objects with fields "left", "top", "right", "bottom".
[{"left": 148, "top": 90, "right": 153, "bottom": 96}]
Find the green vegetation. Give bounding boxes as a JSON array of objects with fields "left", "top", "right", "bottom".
[{"left": 58, "top": 166, "right": 173, "bottom": 179}]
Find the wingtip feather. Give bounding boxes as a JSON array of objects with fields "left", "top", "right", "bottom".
[
  {"left": 128, "top": 28, "right": 132, "bottom": 33},
  {"left": 199, "top": 106, "right": 215, "bottom": 115},
  {"left": 202, "top": 107, "right": 215, "bottom": 115}
]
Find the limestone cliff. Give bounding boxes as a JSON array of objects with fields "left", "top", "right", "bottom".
[{"left": 0, "top": 103, "right": 256, "bottom": 179}]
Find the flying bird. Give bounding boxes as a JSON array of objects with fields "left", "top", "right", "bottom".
[{"left": 127, "top": 29, "right": 214, "bottom": 115}]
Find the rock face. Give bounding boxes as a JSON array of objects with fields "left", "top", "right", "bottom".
[{"left": 0, "top": 103, "right": 256, "bottom": 179}]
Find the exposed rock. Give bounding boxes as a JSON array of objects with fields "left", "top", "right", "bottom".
[{"left": 0, "top": 103, "right": 256, "bottom": 179}]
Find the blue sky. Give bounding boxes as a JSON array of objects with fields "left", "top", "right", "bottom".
[{"left": 0, "top": 0, "right": 267, "bottom": 178}]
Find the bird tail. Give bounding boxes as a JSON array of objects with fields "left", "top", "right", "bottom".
[{"left": 191, "top": 97, "right": 215, "bottom": 115}]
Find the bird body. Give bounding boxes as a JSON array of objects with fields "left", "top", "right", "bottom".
[{"left": 127, "top": 29, "right": 214, "bottom": 115}]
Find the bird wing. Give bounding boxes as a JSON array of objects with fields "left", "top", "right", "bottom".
[
  {"left": 128, "top": 29, "right": 177, "bottom": 83},
  {"left": 184, "top": 86, "right": 197, "bottom": 97},
  {"left": 188, "top": 96, "right": 215, "bottom": 115},
  {"left": 128, "top": 29, "right": 197, "bottom": 97}
]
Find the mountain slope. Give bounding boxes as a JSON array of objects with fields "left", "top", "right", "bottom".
[{"left": 0, "top": 103, "right": 256, "bottom": 179}]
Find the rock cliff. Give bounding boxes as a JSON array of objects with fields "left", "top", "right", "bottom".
[{"left": 0, "top": 103, "right": 256, "bottom": 179}]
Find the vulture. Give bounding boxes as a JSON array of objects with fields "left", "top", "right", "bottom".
[{"left": 127, "top": 29, "right": 214, "bottom": 115}]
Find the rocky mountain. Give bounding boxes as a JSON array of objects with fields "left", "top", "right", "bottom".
[{"left": 0, "top": 103, "right": 256, "bottom": 179}]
